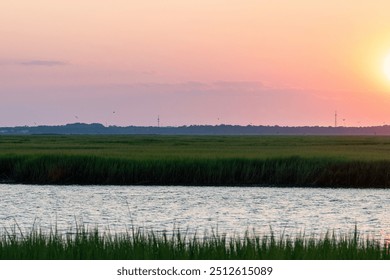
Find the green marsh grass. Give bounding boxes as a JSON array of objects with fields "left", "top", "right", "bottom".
[
  {"left": 1, "top": 225, "right": 389, "bottom": 260},
  {"left": 1, "top": 135, "right": 390, "bottom": 187}
]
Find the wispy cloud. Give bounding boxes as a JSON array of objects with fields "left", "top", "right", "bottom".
[
  {"left": 20, "top": 60, "right": 68, "bottom": 67},
  {"left": 213, "top": 81, "right": 264, "bottom": 88}
]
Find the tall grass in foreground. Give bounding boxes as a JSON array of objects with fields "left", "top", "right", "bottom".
[
  {"left": 0, "top": 226, "right": 389, "bottom": 260},
  {"left": 1, "top": 154, "right": 390, "bottom": 187}
]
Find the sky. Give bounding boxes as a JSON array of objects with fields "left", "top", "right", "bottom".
[{"left": 2, "top": 0, "right": 390, "bottom": 127}]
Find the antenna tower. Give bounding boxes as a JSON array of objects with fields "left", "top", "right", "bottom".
[
  {"left": 335, "top": 111, "right": 337, "bottom": 128},
  {"left": 158, "top": 115, "right": 160, "bottom": 128}
]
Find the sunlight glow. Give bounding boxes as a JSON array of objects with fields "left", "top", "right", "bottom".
[{"left": 384, "top": 53, "right": 390, "bottom": 81}]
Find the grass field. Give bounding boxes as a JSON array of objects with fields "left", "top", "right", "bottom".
[
  {"left": 1, "top": 136, "right": 390, "bottom": 259},
  {"left": 1, "top": 135, "right": 390, "bottom": 187},
  {"left": 1, "top": 225, "right": 388, "bottom": 260},
  {"left": 2, "top": 135, "right": 390, "bottom": 160}
]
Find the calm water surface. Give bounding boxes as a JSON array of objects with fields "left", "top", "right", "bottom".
[{"left": 1, "top": 184, "right": 389, "bottom": 239}]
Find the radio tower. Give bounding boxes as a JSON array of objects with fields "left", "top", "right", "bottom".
[
  {"left": 157, "top": 115, "right": 160, "bottom": 128},
  {"left": 335, "top": 111, "right": 337, "bottom": 128}
]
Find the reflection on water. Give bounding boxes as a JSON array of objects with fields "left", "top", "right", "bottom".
[{"left": 1, "top": 184, "right": 389, "bottom": 239}]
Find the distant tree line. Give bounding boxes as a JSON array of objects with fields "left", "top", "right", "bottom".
[{"left": 1, "top": 123, "right": 390, "bottom": 135}]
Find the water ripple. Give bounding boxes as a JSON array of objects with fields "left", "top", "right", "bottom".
[{"left": 0, "top": 184, "right": 390, "bottom": 239}]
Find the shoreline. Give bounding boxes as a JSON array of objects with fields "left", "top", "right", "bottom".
[
  {"left": 2, "top": 135, "right": 390, "bottom": 188},
  {"left": 1, "top": 155, "right": 390, "bottom": 188}
]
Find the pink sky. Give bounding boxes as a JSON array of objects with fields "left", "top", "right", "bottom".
[{"left": 1, "top": 0, "right": 390, "bottom": 127}]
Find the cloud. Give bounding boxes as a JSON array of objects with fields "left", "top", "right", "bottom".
[
  {"left": 20, "top": 60, "right": 68, "bottom": 66},
  {"left": 121, "top": 81, "right": 265, "bottom": 94},
  {"left": 140, "top": 70, "right": 157, "bottom": 75},
  {"left": 213, "top": 81, "right": 264, "bottom": 89}
]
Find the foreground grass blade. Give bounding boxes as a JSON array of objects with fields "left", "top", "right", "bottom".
[{"left": 1, "top": 226, "right": 389, "bottom": 260}]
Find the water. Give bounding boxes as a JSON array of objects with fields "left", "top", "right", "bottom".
[{"left": 1, "top": 184, "right": 390, "bottom": 240}]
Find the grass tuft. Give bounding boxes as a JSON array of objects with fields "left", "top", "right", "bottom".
[{"left": 0, "top": 225, "right": 389, "bottom": 260}]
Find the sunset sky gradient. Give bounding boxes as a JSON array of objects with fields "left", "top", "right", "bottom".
[{"left": 2, "top": 0, "right": 390, "bottom": 127}]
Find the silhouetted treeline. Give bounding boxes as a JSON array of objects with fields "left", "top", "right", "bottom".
[{"left": 1, "top": 123, "right": 390, "bottom": 135}]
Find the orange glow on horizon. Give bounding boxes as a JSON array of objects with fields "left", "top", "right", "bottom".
[{"left": 2, "top": 1, "right": 390, "bottom": 126}]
